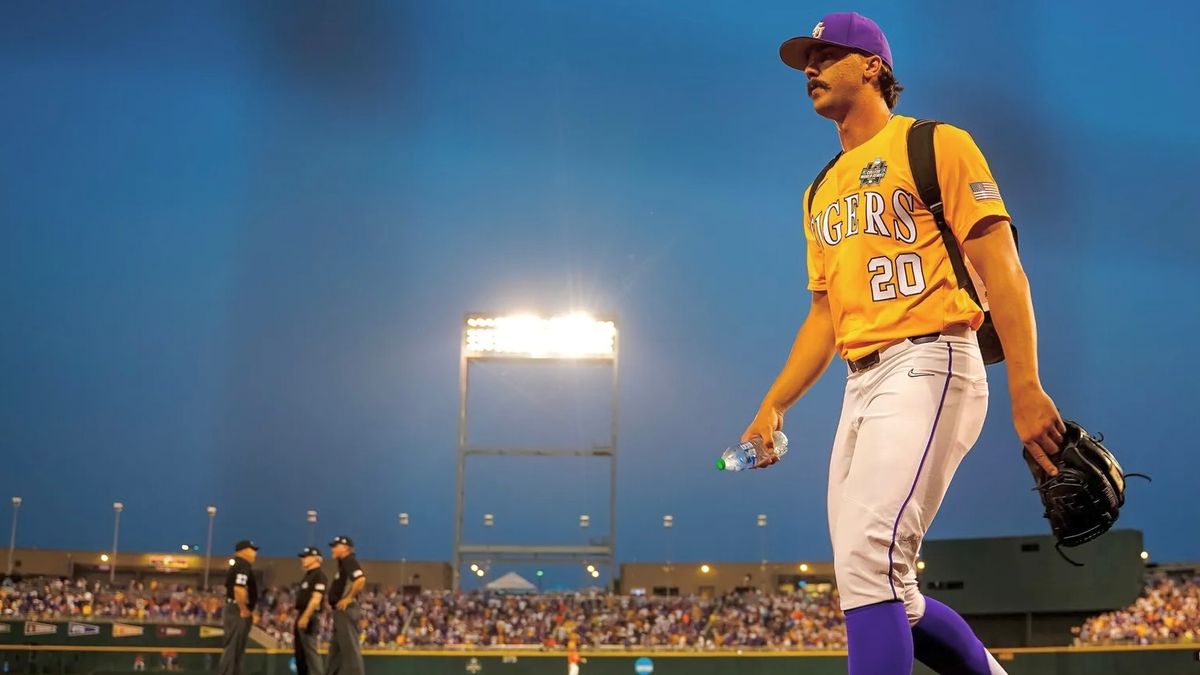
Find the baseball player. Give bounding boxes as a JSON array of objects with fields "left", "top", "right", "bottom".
[
  {"left": 743, "top": 12, "right": 1065, "bottom": 675},
  {"left": 566, "top": 638, "right": 585, "bottom": 675}
]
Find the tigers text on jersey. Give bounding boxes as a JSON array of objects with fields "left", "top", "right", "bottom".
[{"left": 803, "top": 115, "right": 1010, "bottom": 361}]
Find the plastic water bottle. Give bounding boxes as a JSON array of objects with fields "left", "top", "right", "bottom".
[{"left": 716, "top": 430, "right": 789, "bottom": 471}]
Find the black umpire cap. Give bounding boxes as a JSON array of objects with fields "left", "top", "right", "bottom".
[
  {"left": 234, "top": 539, "right": 260, "bottom": 552},
  {"left": 328, "top": 535, "right": 354, "bottom": 547},
  {"left": 297, "top": 546, "right": 321, "bottom": 558}
]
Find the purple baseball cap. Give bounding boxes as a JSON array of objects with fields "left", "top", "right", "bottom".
[{"left": 780, "top": 12, "right": 893, "bottom": 71}]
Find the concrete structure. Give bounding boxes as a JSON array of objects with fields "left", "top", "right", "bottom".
[
  {"left": 619, "top": 560, "right": 837, "bottom": 597},
  {"left": 2, "top": 547, "right": 452, "bottom": 591}
]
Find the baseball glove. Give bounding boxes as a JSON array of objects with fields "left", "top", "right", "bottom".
[{"left": 1023, "top": 420, "right": 1149, "bottom": 565}]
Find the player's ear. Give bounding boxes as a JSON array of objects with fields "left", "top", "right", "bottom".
[{"left": 862, "top": 54, "right": 883, "bottom": 83}]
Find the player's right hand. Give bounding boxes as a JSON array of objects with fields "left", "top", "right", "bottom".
[{"left": 742, "top": 404, "right": 784, "bottom": 468}]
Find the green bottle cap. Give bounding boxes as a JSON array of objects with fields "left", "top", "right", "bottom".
[{"left": 716, "top": 457, "right": 726, "bottom": 471}]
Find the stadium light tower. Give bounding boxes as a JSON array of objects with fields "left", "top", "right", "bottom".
[
  {"left": 662, "top": 514, "right": 674, "bottom": 592},
  {"left": 757, "top": 513, "right": 769, "bottom": 591},
  {"left": 455, "top": 313, "right": 618, "bottom": 591},
  {"left": 306, "top": 510, "right": 318, "bottom": 546},
  {"left": 398, "top": 512, "right": 409, "bottom": 590},
  {"left": 110, "top": 502, "right": 123, "bottom": 583},
  {"left": 7, "top": 497, "right": 21, "bottom": 577},
  {"left": 204, "top": 506, "right": 217, "bottom": 590}
]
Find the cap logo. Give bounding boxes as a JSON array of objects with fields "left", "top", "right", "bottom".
[{"left": 812, "top": 21, "right": 825, "bottom": 39}]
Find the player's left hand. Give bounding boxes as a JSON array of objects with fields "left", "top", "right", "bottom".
[
  {"left": 742, "top": 404, "right": 784, "bottom": 468},
  {"left": 336, "top": 598, "right": 351, "bottom": 611},
  {"left": 1011, "top": 383, "right": 1065, "bottom": 476}
]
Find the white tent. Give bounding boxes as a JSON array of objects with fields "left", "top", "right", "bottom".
[{"left": 485, "top": 572, "right": 538, "bottom": 594}]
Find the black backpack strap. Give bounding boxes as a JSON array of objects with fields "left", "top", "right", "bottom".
[
  {"left": 906, "top": 119, "right": 981, "bottom": 305},
  {"left": 806, "top": 152, "right": 842, "bottom": 221}
]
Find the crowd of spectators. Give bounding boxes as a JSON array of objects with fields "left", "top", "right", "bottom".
[
  {"left": 253, "top": 586, "right": 847, "bottom": 649},
  {"left": 0, "top": 577, "right": 218, "bottom": 623},
  {"left": 1073, "top": 573, "right": 1200, "bottom": 645},
  {"left": 2, "top": 576, "right": 845, "bottom": 650},
  {"left": 5, "top": 572, "right": 1200, "bottom": 649}
]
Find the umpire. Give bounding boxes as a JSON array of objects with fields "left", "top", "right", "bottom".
[
  {"left": 294, "top": 546, "right": 328, "bottom": 675},
  {"left": 217, "top": 539, "right": 258, "bottom": 675},
  {"left": 326, "top": 535, "right": 365, "bottom": 675}
]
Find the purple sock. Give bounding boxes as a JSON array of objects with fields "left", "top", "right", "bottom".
[
  {"left": 912, "top": 596, "right": 991, "bottom": 674},
  {"left": 845, "top": 600, "right": 913, "bottom": 675}
]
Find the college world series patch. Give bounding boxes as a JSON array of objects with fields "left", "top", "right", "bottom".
[
  {"left": 859, "top": 158, "right": 887, "bottom": 186},
  {"left": 970, "top": 181, "right": 1001, "bottom": 201}
]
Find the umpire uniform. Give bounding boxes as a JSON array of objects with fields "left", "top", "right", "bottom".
[
  {"left": 294, "top": 547, "right": 328, "bottom": 675},
  {"left": 217, "top": 539, "right": 259, "bottom": 675},
  {"left": 326, "top": 535, "right": 365, "bottom": 675}
]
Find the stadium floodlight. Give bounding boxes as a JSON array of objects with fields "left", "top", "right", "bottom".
[
  {"left": 464, "top": 314, "right": 617, "bottom": 360},
  {"left": 7, "top": 497, "right": 20, "bottom": 577},
  {"left": 306, "top": 509, "right": 318, "bottom": 547},
  {"left": 455, "top": 311, "right": 619, "bottom": 591},
  {"left": 204, "top": 506, "right": 217, "bottom": 591},
  {"left": 110, "top": 502, "right": 123, "bottom": 583}
]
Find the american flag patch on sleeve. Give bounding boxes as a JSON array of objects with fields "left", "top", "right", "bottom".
[{"left": 970, "top": 181, "right": 1002, "bottom": 201}]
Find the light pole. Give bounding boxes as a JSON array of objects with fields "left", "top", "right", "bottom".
[
  {"left": 662, "top": 514, "right": 673, "bottom": 595},
  {"left": 580, "top": 515, "right": 591, "bottom": 589},
  {"left": 110, "top": 502, "right": 123, "bottom": 584},
  {"left": 306, "top": 510, "right": 318, "bottom": 547},
  {"left": 398, "top": 512, "right": 409, "bottom": 591},
  {"left": 476, "top": 514, "right": 494, "bottom": 590},
  {"left": 757, "top": 513, "right": 768, "bottom": 591},
  {"left": 204, "top": 506, "right": 217, "bottom": 590},
  {"left": 7, "top": 497, "right": 21, "bottom": 577}
]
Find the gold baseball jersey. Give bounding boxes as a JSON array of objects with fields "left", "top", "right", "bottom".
[{"left": 803, "top": 115, "right": 1010, "bottom": 361}]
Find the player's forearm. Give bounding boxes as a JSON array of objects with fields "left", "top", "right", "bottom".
[
  {"left": 962, "top": 221, "right": 1042, "bottom": 393},
  {"left": 981, "top": 265, "right": 1042, "bottom": 392},
  {"left": 760, "top": 293, "right": 836, "bottom": 412}
]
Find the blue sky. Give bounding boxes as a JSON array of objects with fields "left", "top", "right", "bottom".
[{"left": 2, "top": 1, "right": 1197, "bottom": 588}]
